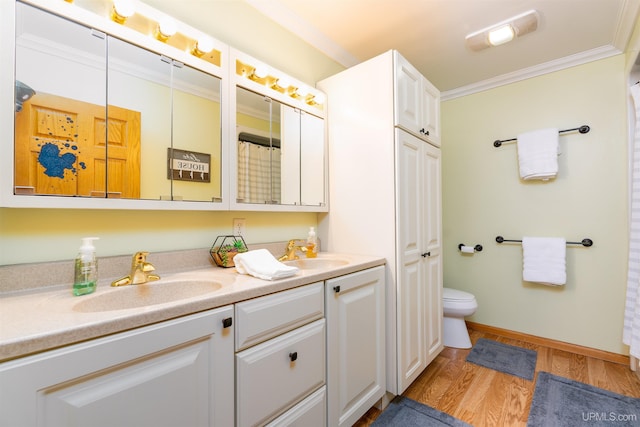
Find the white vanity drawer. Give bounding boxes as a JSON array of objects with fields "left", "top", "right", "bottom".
[
  {"left": 265, "top": 385, "right": 326, "bottom": 427},
  {"left": 236, "top": 319, "right": 326, "bottom": 427},
  {"left": 235, "top": 281, "right": 324, "bottom": 351}
]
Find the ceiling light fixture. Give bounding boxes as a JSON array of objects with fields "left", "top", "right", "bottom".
[{"left": 466, "top": 9, "right": 539, "bottom": 51}]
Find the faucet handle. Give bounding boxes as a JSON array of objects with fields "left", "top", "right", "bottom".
[{"left": 132, "top": 251, "right": 149, "bottom": 264}]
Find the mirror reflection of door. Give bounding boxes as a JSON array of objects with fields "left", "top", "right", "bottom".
[{"left": 14, "top": 92, "right": 140, "bottom": 198}]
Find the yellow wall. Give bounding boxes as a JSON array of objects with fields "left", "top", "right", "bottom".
[{"left": 441, "top": 55, "right": 629, "bottom": 354}]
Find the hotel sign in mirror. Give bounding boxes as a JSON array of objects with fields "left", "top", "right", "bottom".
[
  {"left": 14, "top": 2, "right": 222, "bottom": 203},
  {"left": 236, "top": 86, "right": 325, "bottom": 207}
]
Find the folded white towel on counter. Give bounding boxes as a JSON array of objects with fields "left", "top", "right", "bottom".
[
  {"left": 522, "top": 237, "right": 566, "bottom": 286},
  {"left": 516, "top": 128, "right": 559, "bottom": 181},
  {"left": 234, "top": 249, "right": 299, "bottom": 281}
]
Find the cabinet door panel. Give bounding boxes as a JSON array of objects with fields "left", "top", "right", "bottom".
[
  {"left": 394, "top": 54, "right": 422, "bottom": 133},
  {"left": 326, "top": 266, "right": 385, "bottom": 427},
  {"left": 0, "top": 307, "right": 234, "bottom": 427}
]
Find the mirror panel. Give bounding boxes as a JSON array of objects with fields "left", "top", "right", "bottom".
[
  {"left": 107, "top": 35, "right": 170, "bottom": 200},
  {"left": 15, "top": 2, "right": 107, "bottom": 197},
  {"left": 171, "top": 62, "right": 222, "bottom": 202},
  {"left": 300, "top": 112, "right": 325, "bottom": 206},
  {"left": 236, "top": 86, "right": 282, "bottom": 204},
  {"left": 235, "top": 85, "right": 325, "bottom": 207},
  {"left": 13, "top": 2, "right": 223, "bottom": 205}
]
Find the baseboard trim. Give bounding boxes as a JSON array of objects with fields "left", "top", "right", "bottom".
[{"left": 466, "top": 321, "right": 630, "bottom": 366}]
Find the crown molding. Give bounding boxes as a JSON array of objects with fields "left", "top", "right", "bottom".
[{"left": 441, "top": 45, "right": 621, "bottom": 101}]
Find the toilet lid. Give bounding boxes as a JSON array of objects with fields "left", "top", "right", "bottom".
[{"left": 443, "top": 287, "right": 475, "bottom": 302}]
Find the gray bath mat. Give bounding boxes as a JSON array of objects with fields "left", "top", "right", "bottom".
[
  {"left": 371, "top": 396, "right": 471, "bottom": 427},
  {"left": 466, "top": 338, "right": 537, "bottom": 380},
  {"left": 527, "top": 372, "right": 640, "bottom": 426}
]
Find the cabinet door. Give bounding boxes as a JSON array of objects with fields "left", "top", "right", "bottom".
[
  {"left": 421, "top": 79, "right": 441, "bottom": 147},
  {"left": 394, "top": 53, "right": 422, "bottom": 134},
  {"left": 423, "top": 142, "right": 443, "bottom": 363},
  {"left": 0, "top": 306, "right": 234, "bottom": 427},
  {"left": 395, "top": 129, "right": 427, "bottom": 393},
  {"left": 326, "top": 266, "right": 386, "bottom": 427}
]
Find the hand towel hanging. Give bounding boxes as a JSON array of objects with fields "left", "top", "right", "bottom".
[
  {"left": 516, "top": 128, "right": 559, "bottom": 181},
  {"left": 522, "top": 237, "right": 566, "bottom": 286}
]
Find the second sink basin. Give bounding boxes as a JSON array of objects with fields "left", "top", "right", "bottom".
[
  {"left": 73, "top": 280, "right": 223, "bottom": 312},
  {"left": 284, "top": 258, "right": 349, "bottom": 270}
]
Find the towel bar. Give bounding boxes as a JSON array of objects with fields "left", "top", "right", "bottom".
[
  {"left": 495, "top": 236, "right": 593, "bottom": 247},
  {"left": 493, "top": 125, "right": 590, "bottom": 148}
]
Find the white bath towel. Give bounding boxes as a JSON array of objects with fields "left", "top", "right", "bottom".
[
  {"left": 234, "top": 249, "right": 299, "bottom": 280},
  {"left": 516, "top": 128, "right": 559, "bottom": 181},
  {"left": 522, "top": 237, "right": 566, "bottom": 286}
]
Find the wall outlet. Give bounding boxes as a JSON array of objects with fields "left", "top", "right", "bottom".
[{"left": 233, "top": 218, "right": 246, "bottom": 236}]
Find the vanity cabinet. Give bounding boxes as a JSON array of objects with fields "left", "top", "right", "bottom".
[
  {"left": 318, "top": 49, "right": 443, "bottom": 396},
  {"left": 395, "top": 52, "right": 441, "bottom": 147},
  {"left": 235, "top": 282, "right": 326, "bottom": 426},
  {"left": 0, "top": 306, "right": 235, "bottom": 427},
  {"left": 326, "top": 266, "right": 386, "bottom": 427}
]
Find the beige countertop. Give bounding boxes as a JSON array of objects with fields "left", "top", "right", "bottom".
[{"left": 0, "top": 252, "right": 385, "bottom": 362}]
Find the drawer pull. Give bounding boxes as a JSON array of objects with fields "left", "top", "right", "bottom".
[
  {"left": 333, "top": 286, "right": 341, "bottom": 293},
  {"left": 289, "top": 352, "right": 298, "bottom": 362},
  {"left": 222, "top": 317, "right": 233, "bottom": 328}
]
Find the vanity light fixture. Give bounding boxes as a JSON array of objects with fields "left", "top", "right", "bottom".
[
  {"left": 111, "top": 0, "right": 136, "bottom": 24},
  {"left": 465, "top": 9, "right": 539, "bottom": 51},
  {"left": 191, "top": 36, "right": 214, "bottom": 57},
  {"left": 155, "top": 16, "right": 177, "bottom": 42}
]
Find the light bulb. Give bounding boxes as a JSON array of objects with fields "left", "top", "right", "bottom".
[
  {"left": 155, "top": 16, "right": 177, "bottom": 41},
  {"left": 192, "top": 36, "right": 214, "bottom": 56},
  {"left": 488, "top": 24, "right": 515, "bottom": 46},
  {"left": 111, "top": 0, "right": 135, "bottom": 24},
  {"left": 253, "top": 65, "right": 268, "bottom": 79}
]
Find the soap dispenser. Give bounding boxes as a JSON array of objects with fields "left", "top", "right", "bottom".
[
  {"left": 306, "top": 227, "right": 317, "bottom": 258},
  {"left": 73, "top": 237, "right": 99, "bottom": 296}
]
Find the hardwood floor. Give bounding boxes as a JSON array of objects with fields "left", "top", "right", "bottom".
[{"left": 354, "top": 327, "right": 640, "bottom": 426}]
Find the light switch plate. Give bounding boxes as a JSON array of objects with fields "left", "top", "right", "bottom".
[{"left": 233, "top": 218, "right": 246, "bottom": 236}]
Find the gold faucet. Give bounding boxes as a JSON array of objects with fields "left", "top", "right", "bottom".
[
  {"left": 111, "top": 251, "right": 161, "bottom": 286},
  {"left": 277, "top": 239, "right": 307, "bottom": 261}
]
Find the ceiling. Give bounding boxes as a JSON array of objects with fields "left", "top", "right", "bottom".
[{"left": 245, "top": 0, "right": 640, "bottom": 98}]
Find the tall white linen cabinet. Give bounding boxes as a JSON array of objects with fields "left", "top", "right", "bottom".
[{"left": 317, "top": 49, "right": 443, "bottom": 398}]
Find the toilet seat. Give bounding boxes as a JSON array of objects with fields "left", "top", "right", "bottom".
[{"left": 443, "top": 287, "right": 475, "bottom": 303}]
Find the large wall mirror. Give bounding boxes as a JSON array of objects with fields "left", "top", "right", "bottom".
[
  {"left": 12, "top": 1, "right": 222, "bottom": 205},
  {"left": 235, "top": 86, "right": 325, "bottom": 208}
]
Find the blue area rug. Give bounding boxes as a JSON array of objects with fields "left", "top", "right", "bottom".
[
  {"left": 527, "top": 372, "right": 640, "bottom": 427},
  {"left": 371, "top": 396, "right": 471, "bottom": 427},
  {"left": 466, "top": 338, "right": 537, "bottom": 380}
]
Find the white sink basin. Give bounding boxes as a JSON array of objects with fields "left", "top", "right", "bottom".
[
  {"left": 73, "top": 280, "right": 223, "bottom": 312},
  {"left": 284, "top": 258, "right": 349, "bottom": 270}
]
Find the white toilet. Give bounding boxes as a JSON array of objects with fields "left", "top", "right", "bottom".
[{"left": 442, "top": 287, "right": 478, "bottom": 349}]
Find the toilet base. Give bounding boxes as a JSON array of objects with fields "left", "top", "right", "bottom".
[{"left": 443, "top": 316, "right": 472, "bottom": 349}]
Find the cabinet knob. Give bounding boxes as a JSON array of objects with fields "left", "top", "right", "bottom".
[
  {"left": 289, "top": 352, "right": 298, "bottom": 362},
  {"left": 421, "top": 252, "right": 431, "bottom": 258},
  {"left": 419, "top": 128, "right": 430, "bottom": 136},
  {"left": 333, "top": 285, "right": 341, "bottom": 293},
  {"left": 222, "top": 317, "right": 233, "bottom": 328}
]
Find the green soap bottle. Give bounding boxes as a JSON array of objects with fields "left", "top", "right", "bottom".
[{"left": 73, "top": 237, "right": 99, "bottom": 296}]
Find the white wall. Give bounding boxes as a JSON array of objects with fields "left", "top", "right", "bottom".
[{"left": 441, "top": 55, "right": 629, "bottom": 354}]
